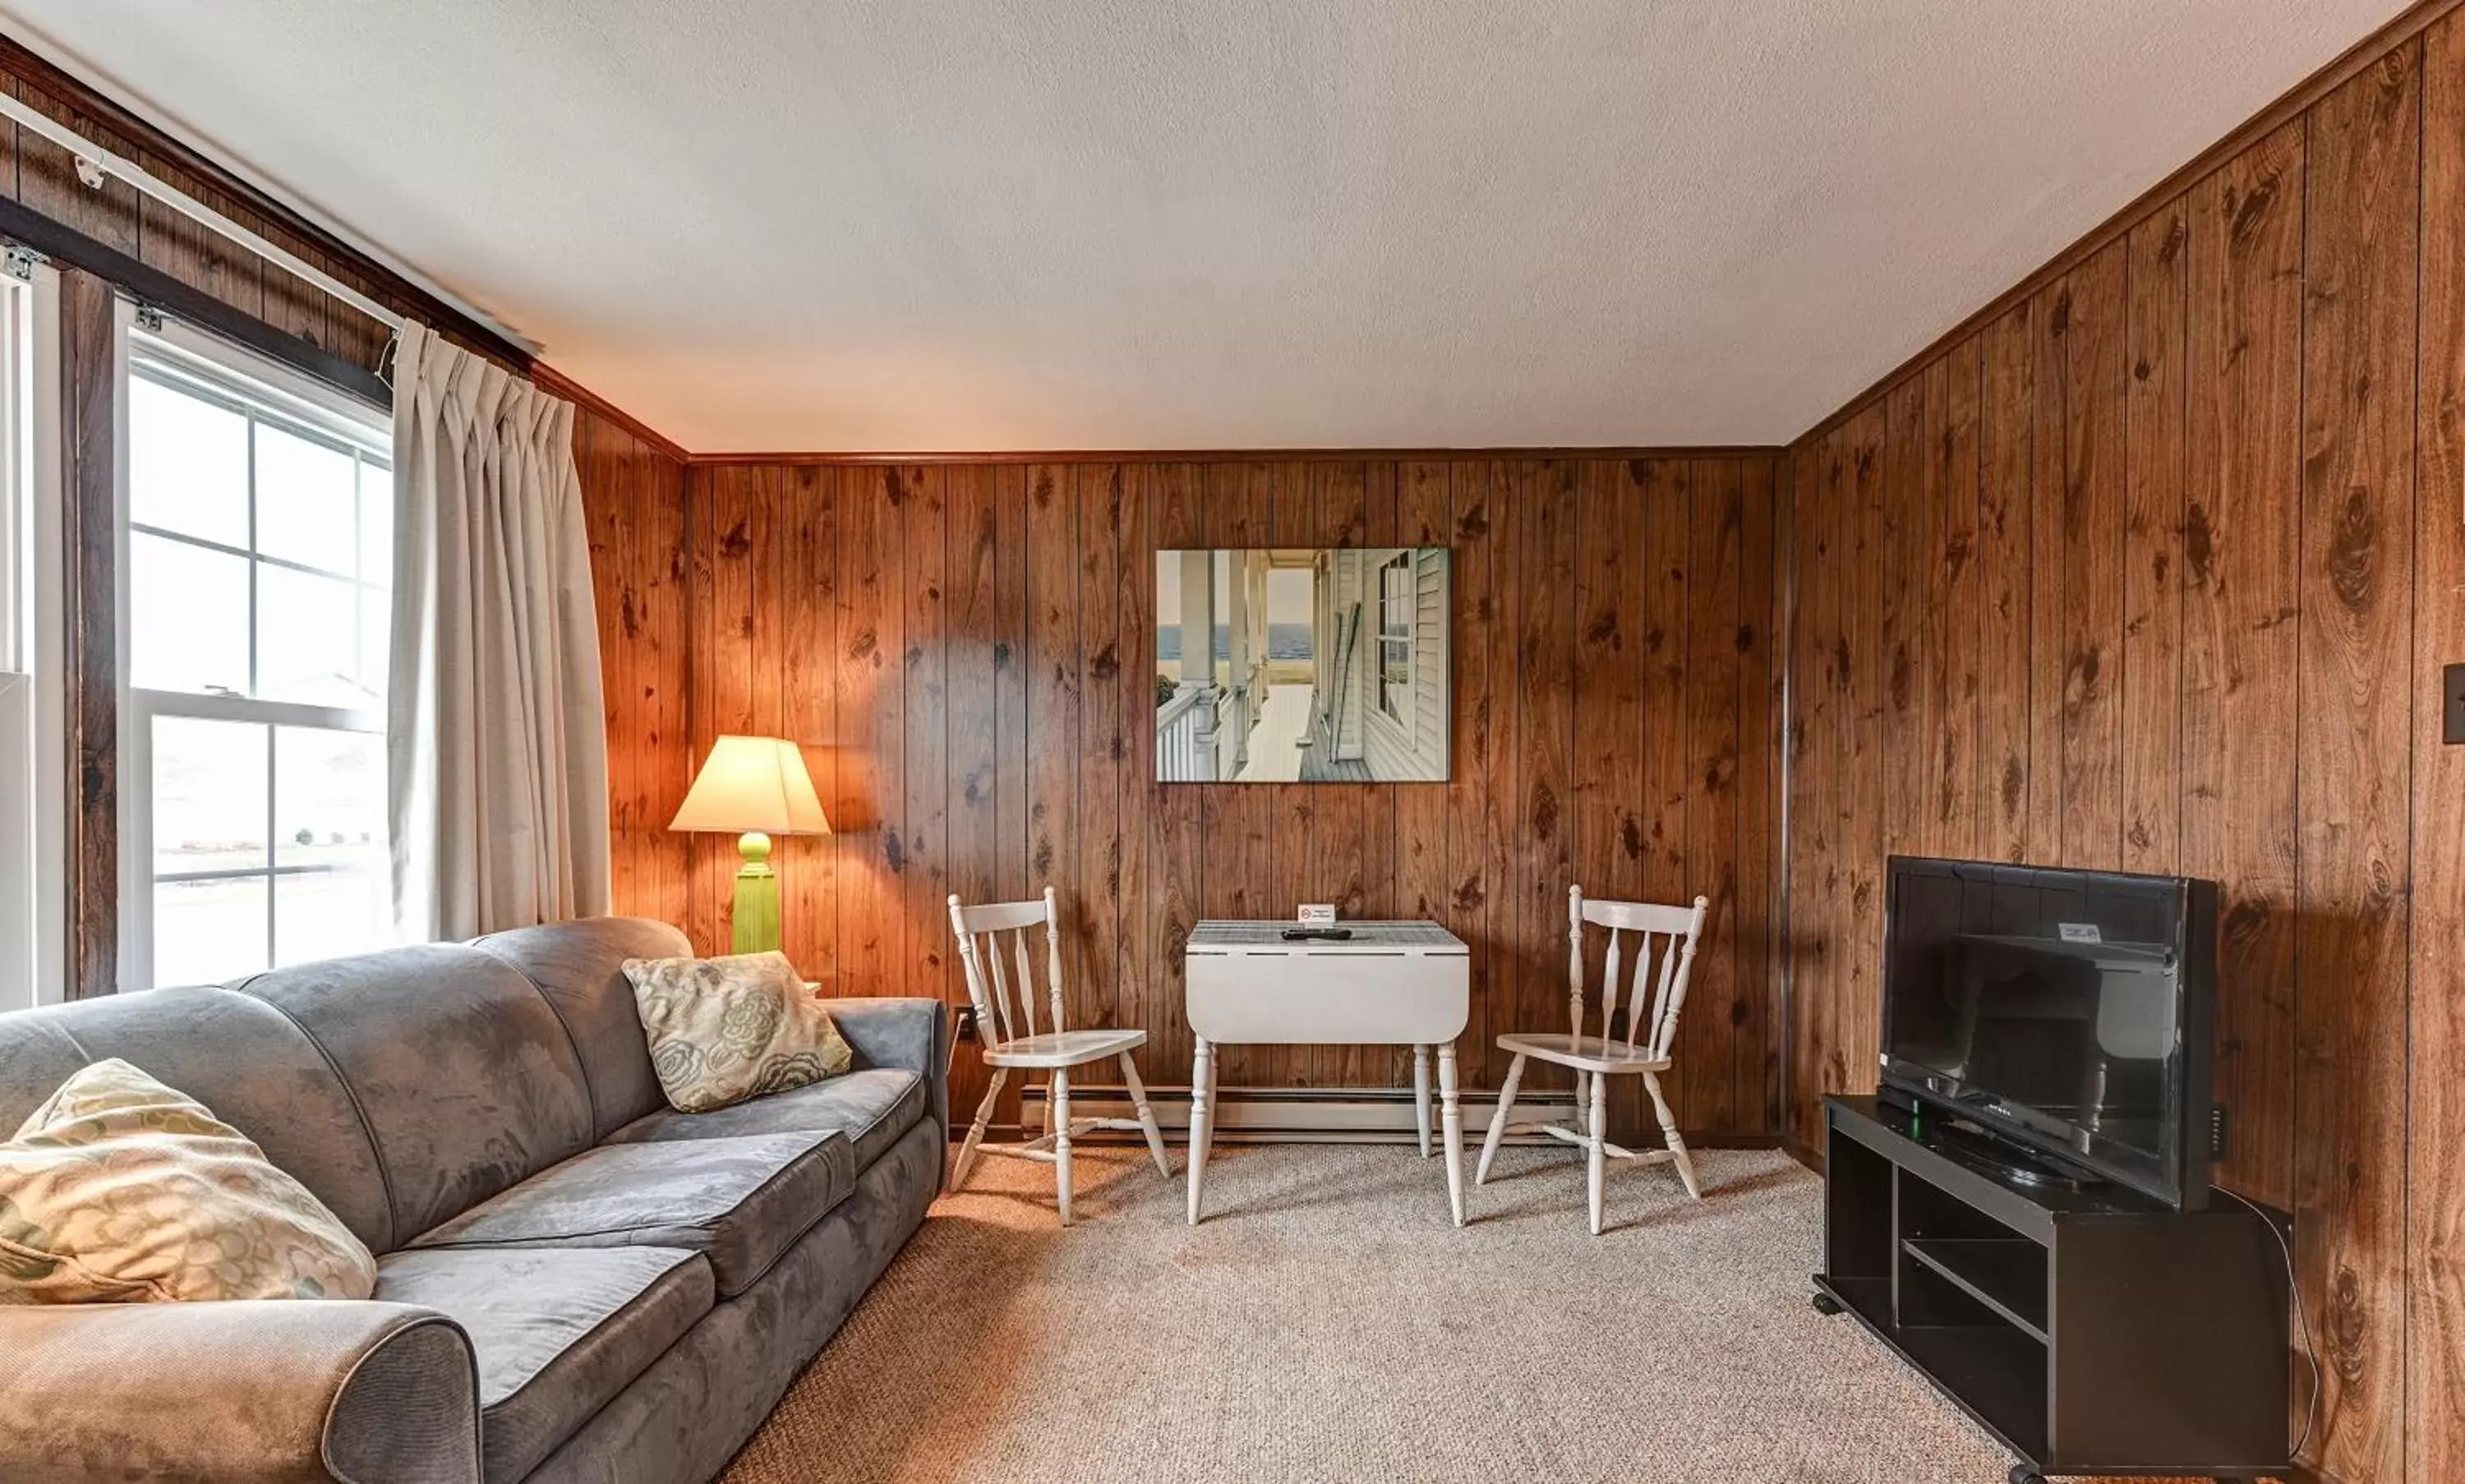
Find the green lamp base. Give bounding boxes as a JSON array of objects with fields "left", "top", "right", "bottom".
[{"left": 730, "top": 831, "right": 783, "bottom": 955}]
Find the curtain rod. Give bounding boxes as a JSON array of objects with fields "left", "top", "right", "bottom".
[{"left": 0, "top": 93, "right": 408, "bottom": 333}]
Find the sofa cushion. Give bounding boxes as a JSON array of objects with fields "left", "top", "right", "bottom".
[
  {"left": 377, "top": 1244, "right": 712, "bottom": 1484},
  {"left": 609, "top": 1068, "right": 925, "bottom": 1174},
  {"left": 472, "top": 918, "right": 691, "bottom": 1141},
  {"left": 229, "top": 944, "right": 597, "bottom": 1242},
  {"left": 0, "top": 987, "right": 394, "bottom": 1251},
  {"left": 408, "top": 1131, "right": 851, "bottom": 1297}
]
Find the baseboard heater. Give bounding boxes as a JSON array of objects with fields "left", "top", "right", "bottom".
[{"left": 1015, "top": 1085, "right": 1574, "bottom": 1144}]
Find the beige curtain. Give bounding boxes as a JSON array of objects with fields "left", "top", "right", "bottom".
[{"left": 388, "top": 320, "right": 610, "bottom": 941}]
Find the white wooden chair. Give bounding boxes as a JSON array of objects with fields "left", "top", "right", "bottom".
[
  {"left": 945, "top": 888, "right": 1172, "bottom": 1224},
  {"left": 1477, "top": 887, "right": 1710, "bottom": 1234}
]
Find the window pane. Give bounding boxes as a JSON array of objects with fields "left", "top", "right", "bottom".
[
  {"left": 359, "top": 460, "right": 393, "bottom": 584},
  {"left": 153, "top": 715, "right": 267, "bottom": 878},
  {"left": 257, "top": 564, "right": 369, "bottom": 707},
  {"left": 255, "top": 422, "right": 358, "bottom": 574},
  {"left": 275, "top": 727, "right": 385, "bottom": 870},
  {"left": 130, "top": 534, "right": 250, "bottom": 696},
  {"left": 274, "top": 871, "right": 385, "bottom": 970},
  {"left": 154, "top": 875, "right": 268, "bottom": 985},
  {"left": 128, "top": 376, "right": 247, "bottom": 547}
]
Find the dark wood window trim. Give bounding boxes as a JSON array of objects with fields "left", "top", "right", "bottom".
[{"left": 60, "top": 265, "right": 116, "bottom": 998}]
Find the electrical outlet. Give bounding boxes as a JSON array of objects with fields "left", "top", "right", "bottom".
[
  {"left": 2448, "top": 664, "right": 2465, "bottom": 744},
  {"left": 954, "top": 1007, "right": 979, "bottom": 1042}
]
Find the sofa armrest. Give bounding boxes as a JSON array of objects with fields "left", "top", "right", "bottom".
[
  {"left": 0, "top": 1301, "right": 481, "bottom": 1484},
  {"left": 827, "top": 996, "right": 949, "bottom": 1156}
]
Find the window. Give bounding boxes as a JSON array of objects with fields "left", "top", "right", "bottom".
[
  {"left": 119, "top": 320, "right": 393, "bottom": 989},
  {"left": 1376, "top": 551, "right": 1411, "bottom": 721},
  {"left": 0, "top": 258, "right": 61, "bottom": 1012}
]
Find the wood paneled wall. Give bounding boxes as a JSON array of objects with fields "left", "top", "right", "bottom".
[
  {"left": 589, "top": 454, "right": 1789, "bottom": 1139},
  {"left": 1783, "top": 15, "right": 2465, "bottom": 1480}
]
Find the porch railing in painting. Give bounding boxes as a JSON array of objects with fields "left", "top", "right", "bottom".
[{"left": 1156, "top": 683, "right": 1251, "bottom": 781}]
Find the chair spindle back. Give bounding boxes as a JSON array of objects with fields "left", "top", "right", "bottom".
[
  {"left": 947, "top": 888, "right": 1067, "bottom": 1046},
  {"left": 1564, "top": 886, "right": 1710, "bottom": 1058}
]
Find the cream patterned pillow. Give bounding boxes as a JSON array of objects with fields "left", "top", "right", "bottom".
[
  {"left": 0, "top": 1058, "right": 376, "bottom": 1304},
  {"left": 624, "top": 951, "right": 855, "bottom": 1113}
]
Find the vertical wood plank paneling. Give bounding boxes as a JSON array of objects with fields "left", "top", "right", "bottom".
[
  {"left": 941, "top": 463, "right": 999, "bottom": 1118},
  {"left": 1928, "top": 343, "right": 1984, "bottom": 858},
  {"left": 1838, "top": 407, "right": 1889, "bottom": 1112},
  {"left": 1115, "top": 465, "right": 1159, "bottom": 1075},
  {"left": 1447, "top": 462, "right": 1514, "bottom": 1087},
  {"left": 1684, "top": 459, "right": 1744, "bottom": 1130},
  {"left": 2413, "top": 21, "right": 2465, "bottom": 1482},
  {"left": 1783, "top": 434, "right": 1842, "bottom": 1146},
  {"left": 2185, "top": 122, "right": 2306, "bottom": 1211},
  {"left": 1636, "top": 459, "right": 1693, "bottom": 1131},
  {"left": 836, "top": 468, "right": 895, "bottom": 991},
  {"left": 2122, "top": 199, "right": 2191, "bottom": 877},
  {"left": 781, "top": 467, "right": 839, "bottom": 988},
  {"left": 1025, "top": 465, "right": 1080, "bottom": 1042},
  {"left": 1147, "top": 464, "right": 1205, "bottom": 1089},
  {"left": 1878, "top": 377, "right": 1929, "bottom": 864},
  {"left": 1736, "top": 455, "right": 1783, "bottom": 1135},
  {"left": 1076, "top": 464, "right": 1127, "bottom": 1037},
  {"left": 1777, "top": 16, "right": 2465, "bottom": 1472},
  {"left": 1513, "top": 461, "right": 1578, "bottom": 1101},
  {"left": 616, "top": 452, "right": 1788, "bottom": 1132},
  {"left": 896, "top": 467, "right": 951, "bottom": 1012},
  {"left": 1573, "top": 459, "right": 1647, "bottom": 1043},
  {"left": 2297, "top": 49, "right": 2418, "bottom": 1483},
  {"left": 2052, "top": 244, "right": 2130, "bottom": 870},
  {"left": 1979, "top": 307, "right": 2036, "bottom": 865}
]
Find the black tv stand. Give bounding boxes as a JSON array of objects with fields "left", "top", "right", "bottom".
[{"left": 1813, "top": 1096, "right": 2290, "bottom": 1481}]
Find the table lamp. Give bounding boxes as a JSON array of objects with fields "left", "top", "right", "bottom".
[{"left": 670, "top": 735, "right": 831, "bottom": 953}]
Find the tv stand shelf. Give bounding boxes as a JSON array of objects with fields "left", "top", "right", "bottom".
[{"left": 1813, "top": 1096, "right": 2289, "bottom": 1481}]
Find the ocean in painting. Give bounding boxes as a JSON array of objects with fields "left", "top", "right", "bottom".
[{"left": 1156, "top": 622, "right": 1313, "bottom": 662}]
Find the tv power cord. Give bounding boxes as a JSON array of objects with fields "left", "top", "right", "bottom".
[{"left": 2212, "top": 1184, "right": 2320, "bottom": 1464}]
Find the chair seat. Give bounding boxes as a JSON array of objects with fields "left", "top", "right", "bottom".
[
  {"left": 1495, "top": 1031, "right": 1670, "bottom": 1074},
  {"left": 985, "top": 1027, "right": 1147, "bottom": 1067}
]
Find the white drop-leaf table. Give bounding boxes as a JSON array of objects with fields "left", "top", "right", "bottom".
[{"left": 1182, "top": 919, "right": 1471, "bottom": 1226}]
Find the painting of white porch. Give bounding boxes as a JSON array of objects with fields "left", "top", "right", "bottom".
[{"left": 1155, "top": 547, "right": 1445, "bottom": 784}]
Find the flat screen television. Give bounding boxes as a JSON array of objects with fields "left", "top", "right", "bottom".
[{"left": 1880, "top": 855, "right": 2218, "bottom": 1211}]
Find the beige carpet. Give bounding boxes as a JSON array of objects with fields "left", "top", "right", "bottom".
[{"left": 721, "top": 1141, "right": 2036, "bottom": 1484}]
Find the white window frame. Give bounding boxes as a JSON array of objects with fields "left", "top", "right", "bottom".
[
  {"left": 113, "top": 306, "right": 393, "bottom": 991},
  {"left": 0, "top": 255, "right": 62, "bottom": 1012},
  {"left": 1375, "top": 550, "right": 1412, "bottom": 724}
]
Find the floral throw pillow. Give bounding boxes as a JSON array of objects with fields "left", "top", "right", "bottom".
[
  {"left": 0, "top": 1058, "right": 377, "bottom": 1304},
  {"left": 623, "top": 951, "right": 855, "bottom": 1113}
]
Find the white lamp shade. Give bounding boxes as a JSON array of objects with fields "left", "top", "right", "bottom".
[{"left": 670, "top": 735, "right": 832, "bottom": 836}]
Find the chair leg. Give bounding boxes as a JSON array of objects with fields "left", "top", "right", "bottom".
[
  {"left": 951, "top": 1067, "right": 1006, "bottom": 1191},
  {"left": 1643, "top": 1071, "right": 1700, "bottom": 1200},
  {"left": 1119, "top": 1052, "right": 1172, "bottom": 1178},
  {"left": 1051, "top": 1067, "right": 1073, "bottom": 1226},
  {"left": 1587, "top": 1072, "right": 1609, "bottom": 1236},
  {"left": 1477, "top": 1053, "right": 1525, "bottom": 1186}
]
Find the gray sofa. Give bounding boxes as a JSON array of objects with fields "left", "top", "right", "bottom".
[{"left": 0, "top": 917, "right": 948, "bottom": 1484}]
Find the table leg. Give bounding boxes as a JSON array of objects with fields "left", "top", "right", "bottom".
[
  {"left": 1437, "top": 1042, "right": 1465, "bottom": 1227},
  {"left": 1413, "top": 1045, "right": 1433, "bottom": 1158},
  {"left": 1186, "top": 1038, "right": 1214, "bottom": 1226}
]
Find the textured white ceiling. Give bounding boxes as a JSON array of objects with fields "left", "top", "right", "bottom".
[{"left": 0, "top": 1, "right": 2408, "bottom": 452}]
